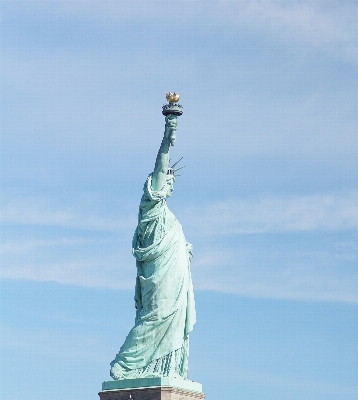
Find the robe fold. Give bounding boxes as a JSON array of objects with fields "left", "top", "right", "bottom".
[{"left": 110, "top": 175, "right": 196, "bottom": 379}]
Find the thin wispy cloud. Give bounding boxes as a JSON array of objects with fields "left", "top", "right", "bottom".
[
  {"left": 2, "top": 189, "right": 357, "bottom": 304},
  {"left": 0, "top": 238, "right": 94, "bottom": 254},
  {"left": 3, "top": 24, "right": 357, "bottom": 162},
  {"left": 3, "top": 191, "right": 358, "bottom": 234},
  {"left": 0, "top": 325, "right": 105, "bottom": 361},
  {"left": 8, "top": 1, "right": 358, "bottom": 64},
  {"left": 2, "top": 193, "right": 357, "bottom": 303},
  {"left": 183, "top": 190, "right": 358, "bottom": 235},
  {"left": 228, "top": 1, "right": 358, "bottom": 51},
  {"left": 0, "top": 259, "right": 134, "bottom": 290},
  {"left": 205, "top": 362, "right": 358, "bottom": 397},
  {"left": 1, "top": 198, "right": 135, "bottom": 231},
  {"left": 3, "top": 242, "right": 355, "bottom": 303},
  {"left": 192, "top": 244, "right": 358, "bottom": 304}
]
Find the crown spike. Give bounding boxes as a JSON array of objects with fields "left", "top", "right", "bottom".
[
  {"left": 171, "top": 157, "right": 183, "bottom": 169},
  {"left": 173, "top": 165, "right": 186, "bottom": 172}
]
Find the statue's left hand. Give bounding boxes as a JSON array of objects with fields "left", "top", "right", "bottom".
[{"left": 186, "top": 242, "right": 193, "bottom": 262}]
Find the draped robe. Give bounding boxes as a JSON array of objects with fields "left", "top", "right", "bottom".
[{"left": 110, "top": 175, "right": 196, "bottom": 379}]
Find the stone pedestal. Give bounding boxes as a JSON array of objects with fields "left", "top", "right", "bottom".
[
  {"left": 99, "top": 386, "right": 205, "bottom": 400},
  {"left": 99, "top": 377, "right": 205, "bottom": 400}
]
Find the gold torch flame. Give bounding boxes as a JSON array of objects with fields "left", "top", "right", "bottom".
[{"left": 166, "top": 92, "right": 180, "bottom": 103}]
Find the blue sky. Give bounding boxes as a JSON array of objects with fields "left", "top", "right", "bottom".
[{"left": 1, "top": 1, "right": 357, "bottom": 399}]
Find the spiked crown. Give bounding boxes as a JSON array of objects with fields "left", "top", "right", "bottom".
[{"left": 167, "top": 157, "right": 185, "bottom": 177}]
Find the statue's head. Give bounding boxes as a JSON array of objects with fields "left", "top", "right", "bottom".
[
  {"left": 165, "top": 157, "right": 184, "bottom": 198},
  {"left": 165, "top": 175, "right": 175, "bottom": 198}
]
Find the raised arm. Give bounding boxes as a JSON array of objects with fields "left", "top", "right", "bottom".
[{"left": 152, "top": 115, "right": 178, "bottom": 191}]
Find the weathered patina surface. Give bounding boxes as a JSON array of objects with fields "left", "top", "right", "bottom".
[{"left": 109, "top": 96, "right": 196, "bottom": 382}]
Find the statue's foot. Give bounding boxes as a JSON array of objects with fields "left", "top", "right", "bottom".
[{"left": 110, "top": 362, "right": 125, "bottom": 380}]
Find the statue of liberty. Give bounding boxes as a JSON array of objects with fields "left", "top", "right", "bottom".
[{"left": 110, "top": 93, "right": 196, "bottom": 381}]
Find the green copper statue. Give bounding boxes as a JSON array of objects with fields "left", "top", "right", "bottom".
[{"left": 110, "top": 93, "right": 196, "bottom": 380}]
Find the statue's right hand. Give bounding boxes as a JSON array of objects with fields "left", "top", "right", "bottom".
[
  {"left": 165, "top": 115, "right": 178, "bottom": 130},
  {"left": 164, "top": 126, "right": 175, "bottom": 139},
  {"left": 164, "top": 115, "right": 178, "bottom": 145}
]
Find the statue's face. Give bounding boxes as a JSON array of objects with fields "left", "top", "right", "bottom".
[{"left": 165, "top": 177, "right": 175, "bottom": 198}]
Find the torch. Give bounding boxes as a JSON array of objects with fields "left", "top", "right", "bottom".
[{"left": 162, "top": 92, "right": 183, "bottom": 146}]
